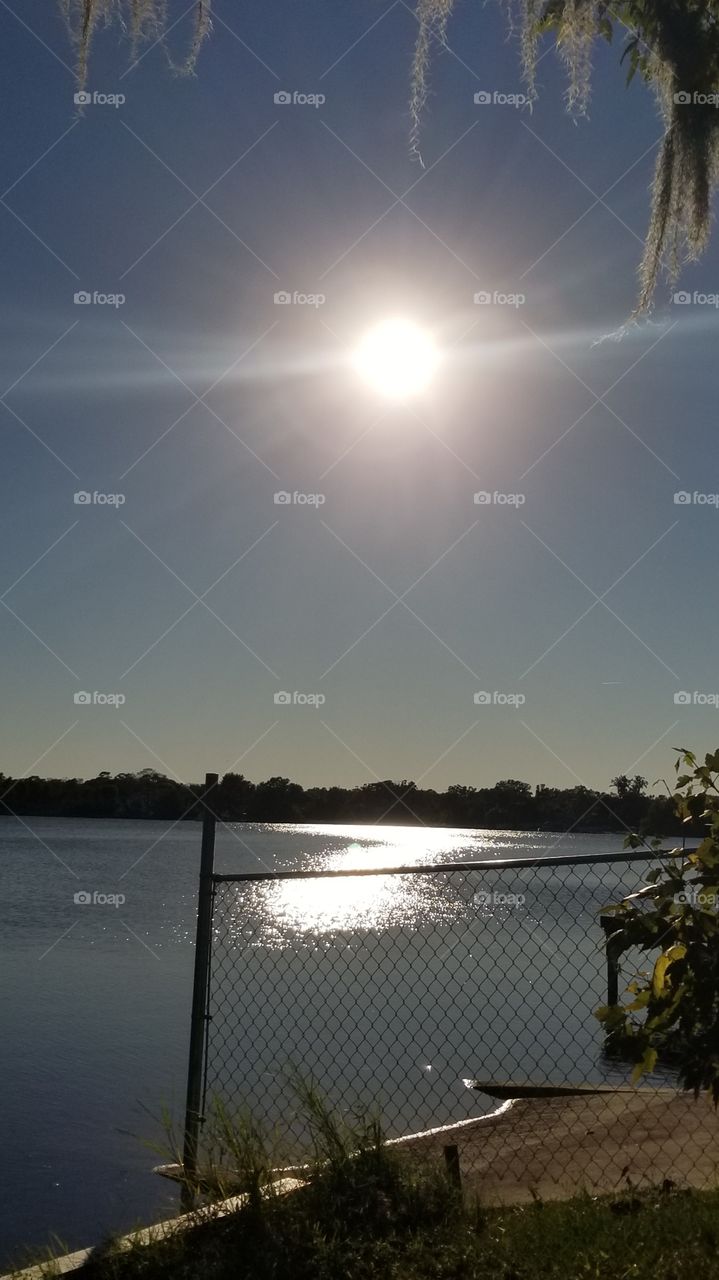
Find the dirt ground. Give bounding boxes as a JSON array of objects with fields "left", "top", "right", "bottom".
[{"left": 397, "top": 1090, "right": 719, "bottom": 1204}]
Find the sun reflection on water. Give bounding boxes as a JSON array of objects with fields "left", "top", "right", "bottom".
[
  {"left": 265, "top": 872, "right": 400, "bottom": 935},
  {"left": 223, "top": 830, "right": 471, "bottom": 945},
  {"left": 215, "top": 825, "right": 538, "bottom": 948},
  {"left": 261, "top": 838, "right": 432, "bottom": 938}
]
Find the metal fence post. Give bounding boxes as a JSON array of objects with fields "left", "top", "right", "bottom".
[
  {"left": 181, "top": 771, "right": 218, "bottom": 1212},
  {"left": 600, "top": 914, "right": 620, "bottom": 1007},
  {"left": 443, "top": 1143, "right": 462, "bottom": 1190}
]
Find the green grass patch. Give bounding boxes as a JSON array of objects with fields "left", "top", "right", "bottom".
[
  {"left": 68, "top": 1181, "right": 719, "bottom": 1280},
  {"left": 20, "top": 1089, "right": 719, "bottom": 1280}
]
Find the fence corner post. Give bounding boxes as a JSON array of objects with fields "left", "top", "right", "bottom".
[
  {"left": 181, "top": 771, "right": 218, "bottom": 1213},
  {"left": 444, "top": 1143, "right": 462, "bottom": 1191},
  {"left": 600, "top": 914, "right": 619, "bottom": 1008}
]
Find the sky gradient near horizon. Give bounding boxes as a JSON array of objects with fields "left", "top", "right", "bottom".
[{"left": 2, "top": 0, "right": 719, "bottom": 795}]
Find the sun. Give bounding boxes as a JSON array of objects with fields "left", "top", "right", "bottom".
[{"left": 352, "top": 318, "right": 440, "bottom": 400}]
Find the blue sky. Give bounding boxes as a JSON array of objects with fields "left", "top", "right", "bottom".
[{"left": 2, "top": 0, "right": 718, "bottom": 794}]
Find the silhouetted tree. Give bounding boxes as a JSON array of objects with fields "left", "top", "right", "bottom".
[
  {"left": 612, "top": 774, "right": 649, "bottom": 799},
  {"left": 0, "top": 767, "right": 697, "bottom": 833}
]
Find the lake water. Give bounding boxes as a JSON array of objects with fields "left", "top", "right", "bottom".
[{"left": 0, "top": 818, "right": 654, "bottom": 1266}]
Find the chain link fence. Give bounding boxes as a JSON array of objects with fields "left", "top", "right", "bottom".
[{"left": 198, "top": 854, "right": 719, "bottom": 1201}]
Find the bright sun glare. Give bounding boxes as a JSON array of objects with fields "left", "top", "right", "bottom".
[{"left": 352, "top": 318, "right": 440, "bottom": 400}]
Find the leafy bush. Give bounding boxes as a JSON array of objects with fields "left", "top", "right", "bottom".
[{"left": 597, "top": 749, "right": 719, "bottom": 1100}]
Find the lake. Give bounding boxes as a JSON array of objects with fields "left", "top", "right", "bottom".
[{"left": 0, "top": 818, "right": 653, "bottom": 1266}]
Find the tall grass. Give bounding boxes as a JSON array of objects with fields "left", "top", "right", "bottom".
[{"left": 14, "top": 1086, "right": 719, "bottom": 1279}]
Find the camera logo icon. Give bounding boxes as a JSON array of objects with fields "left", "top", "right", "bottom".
[
  {"left": 474, "top": 691, "right": 492, "bottom": 705},
  {"left": 74, "top": 491, "right": 92, "bottom": 504},
  {"left": 673, "top": 291, "right": 692, "bottom": 304},
  {"left": 274, "top": 291, "right": 292, "bottom": 304},
  {"left": 473, "top": 491, "right": 492, "bottom": 504},
  {"left": 74, "top": 291, "right": 92, "bottom": 305},
  {"left": 274, "top": 690, "right": 292, "bottom": 705},
  {"left": 73, "top": 691, "right": 92, "bottom": 705},
  {"left": 74, "top": 91, "right": 92, "bottom": 106},
  {"left": 74, "top": 890, "right": 92, "bottom": 904},
  {"left": 473, "top": 890, "right": 491, "bottom": 906},
  {"left": 274, "top": 491, "right": 291, "bottom": 504},
  {"left": 674, "top": 691, "right": 692, "bottom": 705},
  {"left": 674, "top": 491, "right": 692, "bottom": 504},
  {"left": 474, "top": 291, "right": 492, "bottom": 305},
  {"left": 674, "top": 91, "right": 692, "bottom": 105},
  {"left": 474, "top": 91, "right": 492, "bottom": 105},
  {"left": 274, "top": 91, "right": 292, "bottom": 105}
]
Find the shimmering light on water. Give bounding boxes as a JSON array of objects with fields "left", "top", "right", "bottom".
[
  {"left": 263, "top": 873, "right": 409, "bottom": 935},
  {"left": 0, "top": 818, "right": 636, "bottom": 1266},
  {"left": 215, "top": 826, "right": 497, "bottom": 943}
]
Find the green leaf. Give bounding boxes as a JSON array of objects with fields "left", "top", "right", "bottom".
[
  {"left": 652, "top": 945, "right": 686, "bottom": 997},
  {"left": 631, "top": 1047, "right": 657, "bottom": 1084},
  {"left": 626, "top": 992, "right": 651, "bottom": 1011}
]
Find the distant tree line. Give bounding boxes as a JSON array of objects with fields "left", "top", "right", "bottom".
[{"left": 0, "top": 769, "right": 700, "bottom": 835}]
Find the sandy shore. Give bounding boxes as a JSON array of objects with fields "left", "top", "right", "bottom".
[{"left": 397, "top": 1090, "right": 719, "bottom": 1204}]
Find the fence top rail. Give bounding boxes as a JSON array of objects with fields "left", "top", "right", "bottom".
[{"left": 211, "top": 846, "right": 682, "bottom": 884}]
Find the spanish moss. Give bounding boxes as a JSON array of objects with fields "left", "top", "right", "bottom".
[
  {"left": 412, "top": 0, "right": 719, "bottom": 312},
  {"left": 61, "top": 0, "right": 211, "bottom": 92},
  {"left": 60, "top": 1, "right": 719, "bottom": 313}
]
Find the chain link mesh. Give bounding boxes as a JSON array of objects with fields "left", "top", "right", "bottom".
[{"left": 202, "top": 857, "right": 719, "bottom": 1201}]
